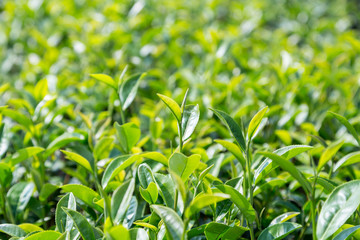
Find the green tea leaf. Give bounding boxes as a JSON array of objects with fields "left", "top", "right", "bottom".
[
  {"left": 215, "top": 184, "right": 255, "bottom": 223},
  {"left": 157, "top": 93, "right": 182, "bottom": 123},
  {"left": 138, "top": 163, "right": 156, "bottom": 188},
  {"left": 169, "top": 152, "right": 201, "bottom": 181},
  {"left": 111, "top": 179, "right": 135, "bottom": 225},
  {"left": 254, "top": 145, "right": 313, "bottom": 184},
  {"left": 269, "top": 212, "right": 300, "bottom": 226},
  {"left": 151, "top": 205, "right": 184, "bottom": 240},
  {"left": 107, "top": 225, "right": 130, "bottom": 240},
  {"left": 45, "top": 132, "right": 84, "bottom": 157},
  {"left": 333, "top": 151, "right": 360, "bottom": 172},
  {"left": 154, "top": 173, "right": 176, "bottom": 209},
  {"left": 8, "top": 147, "right": 44, "bottom": 166},
  {"left": 39, "top": 183, "right": 58, "bottom": 202},
  {"left": 248, "top": 106, "right": 268, "bottom": 140},
  {"left": 93, "top": 136, "right": 114, "bottom": 161},
  {"left": 115, "top": 122, "right": 141, "bottom": 153},
  {"left": 61, "top": 150, "right": 93, "bottom": 173},
  {"left": 185, "top": 193, "right": 229, "bottom": 219},
  {"left": 0, "top": 109, "right": 33, "bottom": 132},
  {"left": 204, "top": 222, "right": 248, "bottom": 240},
  {"left": 0, "top": 224, "right": 26, "bottom": 237},
  {"left": 25, "top": 231, "right": 61, "bottom": 240},
  {"left": 317, "top": 140, "right": 344, "bottom": 172},
  {"left": 328, "top": 111, "right": 360, "bottom": 146},
  {"left": 140, "top": 182, "right": 158, "bottom": 204},
  {"left": 317, "top": 180, "right": 360, "bottom": 240},
  {"left": 62, "top": 207, "right": 95, "bottom": 240},
  {"left": 90, "top": 74, "right": 117, "bottom": 90},
  {"left": 119, "top": 73, "right": 145, "bottom": 110},
  {"left": 0, "top": 162, "right": 12, "bottom": 187},
  {"left": 61, "top": 184, "right": 102, "bottom": 212},
  {"left": 102, "top": 155, "right": 140, "bottom": 188},
  {"left": 333, "top": 225, "right": 360, "bottom": 240},
  {"left": 55, "top": 193, "right": 76, "bottom": 233},
  {"left": 181, "top": 104, "right": 200, "bottom": 141},
  {"left": 215, "top": 139, "right": 246, "bottom": 170},
  {"left": 258, "top": 222, "right": 302, "bottom": 240},
  {"left": 210, "top": 108, "right": 246, "bottom": 152},
  {"left": 129, "top": 228, "right": 149, "bottom": 240},
  {"left": 258, "top": 151, "right": 311, "bottom": 194}
]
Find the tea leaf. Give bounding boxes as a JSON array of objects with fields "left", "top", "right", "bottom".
[
  {"left": 157, "top": 94, "right": 182, "bottom": 123},
  {"left": 317, "top": 180, "right": 360, "bottom": 240},
  {"left": 258, "top": 222, "right": 302, "bottom": 240},
  {"left": 210, "top": 108, "right": 246, "bottom": 152},
  {"left": 151, "top": 205, "right": 184, "bottom": 240}
]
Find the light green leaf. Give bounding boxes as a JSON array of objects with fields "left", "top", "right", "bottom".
[
  {"left": 115, "top": 122, "right": 141, "bottom": 153},
  {"left": 61, "top": 184, "right": 102, "bottom": 212},
  {"left": 317, "top": 180, "right": 360, "bottom": 240},
  {"left": 310, "top": 176, "right": 338, "bottom": 194},
  {"left": 254, "top": 145, "right": 313, "bottom": 184},
  {"left": 18, "top": 223, "right": 43, "bottom": 234},
  {"left": 8, "top": 147, "right": 44, "bottom": 166},
  {"left": 181, "top": 104, "right": 200, "bottom": 141},
  {"left": 204, "top": 222, "right": 248, "bottom": 240},
  {"left": 258, "top": 222, "right": 302, "bottom": 240},
  {"left": 317, "top": 140, "right": 344, "bottom": 172},
  {"left": 169, "top": 153, "right": 201, "bottom": 181},
  {"left": 333, "top": 151, "right": 360, "bottom": 172},
  {"left": 62, "top": 207, "right": 95, "bottom": 240},
  {"left": 185, "top": 193, "right": 230, "bottom": 219},
  {"left": 157, "top": 94, "right": 182, "bottom": 123},
  {"left": 257, "top": 151, "right": 311, "bottom": 194},
  {"left": 141, "top": 152, "right": 168, "bottom": 166},
  {"left": 25, "top": 231, "right": 61, "bottom": 240},
  {"left": 7, "top": 182, "right": 34, "bottom": 215},
  {"left": 93, "top": 136, "right": 114, "bottom": 161},
  {"left": 107, "top": 225, "right": 130, "bottom": 240},
  {"left": 151, "top": 205, "right": 184, "bottom": 240},
  {"left": 90, "top": 74, "right": 117, "bottom": 90},
  {"left": 39, "top": 183, "right": 58, "bottom": 202},
  {"left": 215, "top": 139, "right": 246, "bottom": 170},
  {"left": 333, "top": 226, "right": 360, "bottom": 240},
  {"left": 61, "top": 150, "right": 93, "bottom": 173},
  {"left": 215, "top": 184, "right": 255, "bottom": 223},
  {"left": 328, "top": 111, "right": 360, "bottom": 146},
  {"left": 0, "top": 109, "right": 33, "bottom": 132},
  {"left": 138, "top": 163, "right": 155, "bottom": 188},
  {"left": 154, "top": 173, "right": 175, "bottom": 208},
  {"left": 55, "top": 193, "right": 76, "bottom": 233},
  {"left": 0, "top": 224, "right": 26, "bottom": 237},
  {"left": 45, "top": 132, "right": 84, "bottom": 157},
  {"left": 119, "top": 73, "right": 146, "bottom": 110},
  {"left": 248, "top": 106, "right": 268, "bottom": 140},
  {"left": 0, "top": 162, "right": 12, "bottom": 187},
  {"left": 140, "top": 182, "right": 158, "bottom": 204},
  {"left": 111, "top": 179, "right": 135, "bottom": 225},
  {"left": 269, "top": 212, "right": 300, "bottom": 226},
  {"left": 210, "top": 108, "right": 246, "bottom": 152},
  {"left": 129, "top": 228, "right": 149, "bottom": 240},
  {"left": 101, "top": 155, "right": 140, "bottom": 188}
]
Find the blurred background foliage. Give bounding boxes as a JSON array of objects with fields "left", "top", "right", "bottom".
[{"left": 1, "top": 0, "right": 360, "bottom": 151}]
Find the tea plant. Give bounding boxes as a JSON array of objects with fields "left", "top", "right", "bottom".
[
  {"left": 1, "top": 73, "right": 360, "bottom": 240},
  {"left": 1, "top": 0, "right": 360, "bottom": 239}
]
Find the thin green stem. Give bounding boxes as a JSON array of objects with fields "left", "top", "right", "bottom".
[
  {"left": 174, "top": 190, "right": 178, "bottom": 212},
  {"left": 178, "top": 124, "right": 183, "bottom": 153},
  {"left": 182, "top": 218, "right": 189, "bottom": 240},
  {"left": 0, "top": 186, "right": 8, "bottom": 222},
  {"left": 246, "top": 142, "right": 255, "bottom": 240}
]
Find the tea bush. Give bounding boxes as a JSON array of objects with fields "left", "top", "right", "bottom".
[{"left": 1, "top": 0, "right": 360, "bottom": 239}]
